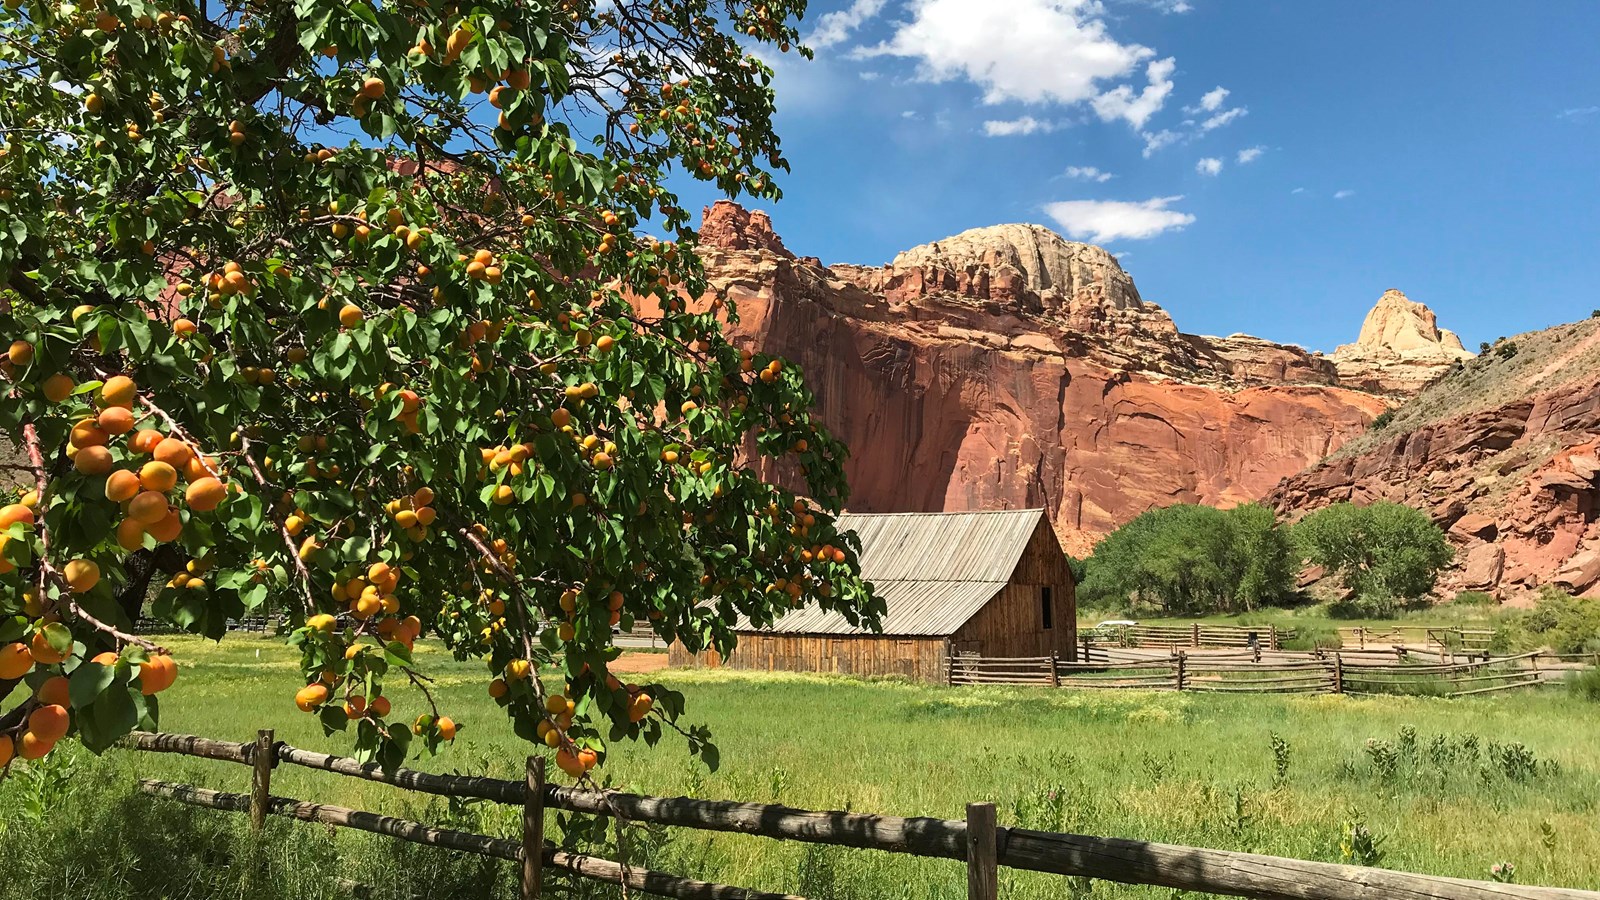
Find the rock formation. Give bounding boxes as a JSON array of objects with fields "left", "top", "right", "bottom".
[
  {"left": 672, "top": 202, "right": 1388, "bottom": 555},
  {"left": 1273, "top": 317, "right": 1600, "bottom": 599},
  {"left": 1331, "top": 289, "right": 1474, "bottom": 394}
]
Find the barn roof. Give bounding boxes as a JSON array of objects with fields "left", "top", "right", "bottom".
[{"left": 740, "top": 508, "right": 1046, "bottom": 637}]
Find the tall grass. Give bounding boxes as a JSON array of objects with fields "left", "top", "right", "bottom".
[{"left": 4, "top": 634, "right": 1600, "bottom": 897}]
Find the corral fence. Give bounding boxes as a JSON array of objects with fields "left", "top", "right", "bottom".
[
  {"left": 1083, "top": 623, "right": 1294, "bottom": 651},
  {"left": 1338, "top": 626, "right": 1496, "bottom": 655},
  {"left": 947, "top": 648, "right": 1591, "bottom": 697},
  {"left": 124, "top": 728, "right": 1600, "bottom": 900}
]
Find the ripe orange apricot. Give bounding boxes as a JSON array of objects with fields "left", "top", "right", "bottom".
[
  {"left": 129, "top": 428, "right": 164, "bottom": 454},
  {"left": 628, "top": 692, "right": 653, "bottom": 722},
  {"left": 0, "top": 735, "right": 11, "bottom": 768},
  {"left": 100, "top": 374, "right": 137, "bottom": 408},
  {"left": 152, "top": 437, "right": 193, "bottom": 468},
  {"left": 139, "top": 654, "right": 177, "bottom": 694},
  {"left": 370, "top": 695, "right": 391, "bottom": 717},
  {"left": 128, "top": 490, "right": 169, "bottom": 525},
  {"left": 42, "top": 373, "right": 75, "bottom": 402},
  {"left": 98, "top": 406, "right": 136, "bottom": 435},
  {"left": 115, "top": 518, "right": 146, "bottom": 551},
  {"left": 555, "top": 748, "right": 584, "bottom": 777},
  {"left": 139, "top": 460, "right": 178, "bottom": 492},
  {"left": 36, "top": 675, "right": 70, "bottom": 707},
  {"left": 0, "top": 642, "right": 33, "bottom": 679},
  {"left": 487, "top": 678, "right": 508, "bottom": 699},
  {"left": 105, "top": 469, "right": 141, "bottom": 502},
  {"left": 7, "top": 340, "right": 33, "bottom": 365},
  {"left": 64, "top": 558, "right": 100, "bottom": 593},
  {"left": 30, "top": 630, "right": 66, "bottom": 664},
  {"left": 70, "top": 419, "right": 110, "bottom": 449},
  {"left": 147, "top": 509, "right": 183, "bottom": 543},
  {"left": 185, "top": 476, "right": 226, "bottom": 512},
  {"left": 73, "top": 445, "right": 114, "bottom": 475},
  {"left": 173, "top": 318, "right": 197, "bottom": 337},
  {"left": 0, "top": 503, "right": 34, "bottom": 528},
  {"left": 294, "top": 683, "right": 330, "bottom": 711},
  {"left": 19, "top": 732, "right": 53, "bottom": 760},
  {"left": 436, "top": 716, "right": 457, "bottom": 740},
  {"left": 28, "top": 704, "right": 69, "bottom": 743},
  {"left": 339, "top": 304, "right": 364, "bottom": 327}
]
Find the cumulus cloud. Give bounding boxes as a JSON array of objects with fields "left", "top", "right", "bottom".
[
  {"left": 1195, "top": 86, "right": 1228, "bottom": 112},
  {"left": 983, "top": 116, "right": 1056, "bottom": 136},
  {"left": 1042, "top": 196, "right": 1195, "bottom": 242},
  {"left": 856, "top": 0, "right": 1154, "bottom": 106},
  {"left": 806, "top": 0, "right": 888, "bottom": 50},
  {"left": 1195, "top": 157, "right": 1222, "bottom": 176},
  {"left": 1063, "top": 165, "right": 1114, "bottom": 182},
  {"left": 1091, "top": 57, "right": 1176, "bottom": 129},
  {"left": 1236, "top": 145, "right": 1265, "bottom": 164},
  {"left": 1139, "top": 128, "right": 1181, "bottom": 157},
  {"left": 1334, "top": 189, "right": 1355, "bottom": 199},
  {"left": 1199, "top": 106, "right": 1247, "bottom": 131}
]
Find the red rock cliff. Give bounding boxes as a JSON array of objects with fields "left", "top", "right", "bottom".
[{"left": 669, "top": 202, "right": 1388, "bottom": 555}]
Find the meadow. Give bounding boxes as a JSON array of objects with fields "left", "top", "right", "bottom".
[{"left": 4, "top": 633, "right": 1600, "bottom": 899}]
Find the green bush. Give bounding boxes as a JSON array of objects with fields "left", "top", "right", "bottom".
[
  {"left": 1499, "top": 587, "right": 1600, "bottom": 654},
  {"left": 1078, "top": 503, "right": 1295, "bottom": 615},
  {"left": 1292, "top": 502, "right": 1453, "bottom": 611},
  {"left": 1569, "top": 667, "right": 1600, "bottom": 703}
]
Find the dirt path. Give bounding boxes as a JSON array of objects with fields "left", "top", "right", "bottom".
[{"left": 610, "top": 651, "right": 669, "bottom": 674}]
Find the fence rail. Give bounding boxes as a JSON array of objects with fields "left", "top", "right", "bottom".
[
  {"left": 1083, "top": 623, "right": 1294, "bottom": 651},
  {"left": 123, "top": 729, "right": 1600, "bottom": 900},
  {"left": 946, "top": 648, "right": 1588, "bottom": 697}
]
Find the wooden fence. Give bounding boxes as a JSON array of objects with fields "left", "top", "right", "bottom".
[
  {"left": 1337, "top": 626, "right": 1496, "bottom": 654},
  {"left": 1083, "top": 623, "right": 1293, "bottom": 651},
  {"left": 123, "top": 729, "right": 1600, "bottom": 900},
  {"left": 948, "top": 649, "right": 1587, "bottom": 697}
]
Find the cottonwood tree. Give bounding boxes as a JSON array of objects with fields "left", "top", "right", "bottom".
[
  {"left": 0, "top": 0, "right": 878, "bottom": 775},
  {"left": 1292, "top": 502, "right": 1451, "bottom": 613}
]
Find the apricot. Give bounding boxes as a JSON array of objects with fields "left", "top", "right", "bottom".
[
  {"left": 19, "top": 732, "right": 54, "bottom": 760},
  {"left": 0, "top": 642, "right": 33, "bottom": 679},
  {"left": 98, "top": 406, "right": 136, "bottom": 435},
  {"left": 139, "top": 654, "right": 177, "bottom": 694},
  {"left": 30, "top": 630, "right": 66, "bottom": 664},
  {"left": 152, "top": 437, "right": 193, "bottom": 467},
  {"left": 7, "top": 340, "right": 33, "bottom": 365},
  {"left": 0, "top": 503, "right": 34, "bottom": 528},
  {"left": 70, "top": 419, "right": 110, "bottom": 449},
  {"left": 628, "top": 692, "right": 653, "bottom": 722},
  {"left": 0, "top": 735, "right": 11, "bottom": 768},
  {"left": 28, "top": 704, "right": 69, "bottom": 743},
  {"left": 73, "top": 445, "right": 113, "bottom": 475},
  {"left": 139, "top": 460, "right": 178, "bottom": 492},
  {"left": 369, "top": 695, "right": 391, "bottom": 717},
  {"left": 339, "top": 304, "right": 364, "bottom": 327},
  {"left": 115, "top": 518, "right": 146, "bottom": 551},
  {"left": 100, "top": 374, "right": 137, "bottom": 408},
  {"left": 185, "top": 476, "right": 226, "bottom": 512},
  {"left": 358, "top": 77, "right": 386, "bottom": 99},
  {"left": 128, "top": 491, "right": 169, "bottom": 525},
  {"left": 36, "top": 675, "right": 70, "bottom": 707},
  {"left": 294, "top": 683, "right": 330, "bottom": 711},
  {"left": 130, "top": 429, "right": 164, "bottom": 454},
  {"left": 64, "top": 558, "right": 100, "bottom": 593},
  {"left": 146, "top": 509, "right": 183, "bottom": 543},
  {"left": 42, "top": 373, "right": 74, "bottom": 402}
]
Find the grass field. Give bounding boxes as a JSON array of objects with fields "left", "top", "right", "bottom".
[{"left": 5, "top": 633, "right": 1600, "bottom": 899}]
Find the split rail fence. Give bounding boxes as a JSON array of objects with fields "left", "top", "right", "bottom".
[
  {"left": 125, "top": 729, "right": 1600, "bottom": 900},
  {"left": 1083, "top": 623, "right": 1294, "bottom": 651},
  {"left": 947, "top": 649, "right": 1586, "bottom": 697}
]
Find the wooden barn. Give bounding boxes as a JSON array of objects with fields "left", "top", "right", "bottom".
[{"left": 669, "top": 508, "right": 1076, "bottom": 682}]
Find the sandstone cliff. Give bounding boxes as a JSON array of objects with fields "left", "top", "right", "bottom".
[
  {"left": 674, "top": 202, "right": 1388, "bottom": 555},
  {"left": 1332, "top": 289, "right": 1475, "bottom": 394},
  {"left": 1273, "top": 317, "right": 1600, "bottom": 600}
]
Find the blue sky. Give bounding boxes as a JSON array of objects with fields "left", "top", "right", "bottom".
[{"left": 671, "top": 0, "right": 1600, "bottom": 353}]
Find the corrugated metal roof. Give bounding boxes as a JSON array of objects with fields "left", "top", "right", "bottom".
[{"left": 739, "top": 508, "right": 1045, "bottom": 636}]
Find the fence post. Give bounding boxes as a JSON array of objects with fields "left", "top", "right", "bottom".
[
  {"left": 1049, "top": 652, "right": 1060, "bottom": 687},
  {"left": 1175, "top": 652, "right": 1186, "bottom": 691},
  {"left": 1332, "top": 655, "right": 1344, "bottom": 694},
  {"left": 965, "top": 802, "right": 998, "bottom": 900},
  {"left": 1269, "top": 624, "right": 1278, "bottom": 651},
  {"left": 249, "top": 728, "right": 274, "bottom": 833},
  {"left": 1191, "top": 622, "right": 1200, "bottom": 647},
  {"left": 522, "top": 755, "right": 546, "bottom": 899}
]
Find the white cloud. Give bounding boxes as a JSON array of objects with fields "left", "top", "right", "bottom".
[
  {"left": 901, "top": 109, "right": 920, "bottom": 119},
  {"left": 1154, "top": 0, "right": 1192, "bottom": 11},
  {"left": 1557, "top": 106, "right": 1599, "bottom": 120},
  {"left": 1291, "top": 187, "right": 1306, "bottom": 195},
  {"left": 1195, "top": 157, "right": 1222, "bottom": 176},
  {"left": 1063, "top": 165, "right": 1114, "bottom": 182},
  {"left": 982, "top": 116, "right": 1056, "bottom": 136},
  {"left": 1199, "top": 106, "right": 1247, "bottom": 131},
  {"left": 1195, "top": 86, "right": 1228, "bottom": 112},
  {"left": 807, "top": 0, "right": 888, "bottom": 50},
  {"left": 856, "top": 0, "right": 1154, "bottom": 106},
  {"left": 1042, "top": 195, "right": 1195, "bottom": 242},
  {"left": 1236, "top": 145, "right": 1264, "bottom": 164},
  {"left": 859, "top": 71, "right": 882, "bottom": 81},
  {"left": 1139, "top": 128, "right": 1181, "bottom": 157},
  {"left": 1334, "top": 189, "right": 1355, "bottom": 199},
  {"left": 1091, "top": 56, "right": 1176, "bottom": 129}
]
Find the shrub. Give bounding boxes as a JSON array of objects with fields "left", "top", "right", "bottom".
[
  {"left": 1568, "top": 667, "right": 1600, "bottom": 702},
  {"left": 1500, "top": 587, "right": 1600, "bottom": 654},
  {"left": 1292, "top": 502, "right": 1452, "bottom": 607},
  {"left": 1370, "top": 409, "right": 1395, "bottom": 430},
  {"left": 1496, "top": 341, "right": 1520, "bottom": 360},
  {"left": 1078, "top": 503, "right": 1296, "bottom": 614}
]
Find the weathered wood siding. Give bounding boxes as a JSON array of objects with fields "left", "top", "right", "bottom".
[
  {"left": 670, "top": 635, "right": 949, "bottom": 682},
  {"left": 949, "top": 518, "right": 1077, "bottom": 659}
]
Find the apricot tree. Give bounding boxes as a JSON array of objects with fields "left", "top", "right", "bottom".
[{"left": 0, "top": 0, "right": 878, "bottom": 775}]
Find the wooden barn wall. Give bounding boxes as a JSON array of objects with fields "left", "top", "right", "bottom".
[
  {"left": 950, "top": 519, "right": 1078, "bottom": 659},
  {"left": 670, "top": 635, "right": 948, "bottom": 682}
]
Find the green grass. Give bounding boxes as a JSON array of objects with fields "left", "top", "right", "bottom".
[{"left": 5, "top": 634, "right": 1600, "bottom": 898}]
